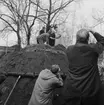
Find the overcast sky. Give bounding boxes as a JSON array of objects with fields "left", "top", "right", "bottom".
[{"left": 0, "top": 0, "right": 104, "bottom": 46}]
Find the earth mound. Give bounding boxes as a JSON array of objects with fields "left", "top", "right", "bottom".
[{"left": 0, "top": 44, "right": 69, "bottom": 105}]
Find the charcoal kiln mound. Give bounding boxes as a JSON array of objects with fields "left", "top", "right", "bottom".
[
  {"left": 0, "top": 44, "right": 69, "bottom": 105},
  {"left": 0, "top": 44, "right": 104, "bottom": 105}
]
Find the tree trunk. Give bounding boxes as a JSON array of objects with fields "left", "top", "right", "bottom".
[
  {"left": 27, "top": 31, "right": 31, "bottom": 45},
  {"left": 46, "top": 21, "right": 51, "bottom": 32},
  {"left": 46, "top": 13, "right": 51, "bottom": 32},
  {"left": 17, "top": 33, "right": 21, "bottom": 50},
  {"left": 17, "top": 26, "right": 21, "bottom": 50},
  {"left": 16, "top": 22, "right": 21, "bottom": 50},
  {"left": 27, "top": 35, "right": 30, "bottom": 45},
  {"left": 46, "top": 0, "right": 52, "bottom": 32}
]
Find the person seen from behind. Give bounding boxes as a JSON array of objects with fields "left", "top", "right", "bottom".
[
  {"left": 37, "top": 33, "right": 50, "bottom": 44},
  {"left": 39, "top": 26, "right": 45, "bottom": 35},
  {"left": 28, "top": 64, "right": 64, "bottom": 105},
  {"left": 65, "top": 29, "right": 104, "bottom": 105}
]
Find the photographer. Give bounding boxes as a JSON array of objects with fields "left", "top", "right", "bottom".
[
  {"left": 28, "top": 65, "right": 65, "bottom": 105},
  {"left": 66, "top": 29, "right": 104, "bottom": 105}
]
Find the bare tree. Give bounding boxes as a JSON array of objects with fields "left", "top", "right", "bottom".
[
  {"left": 0, "top": 0, "right": 44, "bottom": 46},
  {"left": 91, "top": 9, "right": 104, "bottom": 28},
  {"left": 32, "top": 0, "right": 75, "bottom": 32},
  {"left": 21, "top": 0, "right": 43, "bottom": 45},
  {"left": 0, "top": 0, "right": 75, "bottom": 47},
  {"left": 0, "top": 0, "right": 24, "bottom": 48}
]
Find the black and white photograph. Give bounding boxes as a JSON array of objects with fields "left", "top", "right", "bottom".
[{"left": 0, "top": 0, "right": 104, "bottom": 105}]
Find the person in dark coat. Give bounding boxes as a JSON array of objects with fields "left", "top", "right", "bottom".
[
  {"left": 37, "top": 27, "right": 46, "bottom": 44},
  {"left": 65, "top": 29, "right": 104, "bottom": 105},
  {"left": 39, "top": 27, "right": 45, "bottom": 35},
  {"left": 48, "top": 25, "right": 61, "bottom": 47}
]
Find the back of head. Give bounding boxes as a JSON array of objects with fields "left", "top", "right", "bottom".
[
  {"left": 53, "top": 24, "right": 58, "bottom": 29},
  {"left": 42, "top": 26, "right": 45, "bottom": 30},
  {"left": 76, "top": 29, "right": 89, "bottom": 43},
  {"left": 51, "top": 64, "right": 60, "bottom": 74}
]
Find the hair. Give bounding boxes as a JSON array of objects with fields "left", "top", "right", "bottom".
[
  {"left": 76, "top": 29, "right": 89, "bottom": 43},
  {"left": 51, "top": 64, "right": 60, "bottom": 74},
  {"left": 53, "top": 24, "right": 58, "bottom": 29},
  {"left": 42, "top": 26, "right": 45, "bottom": 29}
]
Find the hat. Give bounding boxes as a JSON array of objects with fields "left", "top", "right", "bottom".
[{"left": 51, "top": 64, "right": 60, "bottom": 74}]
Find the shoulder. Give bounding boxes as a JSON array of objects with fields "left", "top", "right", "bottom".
[
  {"left": 89, "top": 43, "right": 95, "bottom": 47},
  {"left": 88, "top": 43, "right": 98, "bottom": 50},
  {"left": 39, "top": 33, "right": 49, "bottom": 37},
  {"left": 66, "top": 45, "right": 75, "bottom": 52},
  {"left": 67, "top": 45, "right": 74, "bottom": 49},
  {"left": 51, "top": 76, "right": 61, "bottom": 85},
  {"left": 39, "top": 69, "right": 49, "bottom": 75}
]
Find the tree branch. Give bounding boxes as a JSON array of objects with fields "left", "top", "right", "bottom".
[
  {"left": 51, "top": 0, "right": 74, "bottom": 14},
  {"left": 0, "top": 16, "right": 17, "bottom": 32},
  {"left": 30, "top": 0, "right": 39, "bottom": 29},
  {"left": 1, "top": 0, "right": 17, "bottom": 21},
  {"left": 26, "top": 0, "right": 31, "bottom": 22},
  {"left": 31, "top": 0, "right": 49, "bottom": 12},
  {"left": 0, "top": 14, "right": 16, "bottom": 23},
  {"left": 50, "top": 0, "right": 74, "bottom": 22},
  {"left": 37, "top": 17, "right": 47, "bottom": 24}
]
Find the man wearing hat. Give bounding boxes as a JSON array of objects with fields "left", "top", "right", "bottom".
[{"left": 28, "top": 65, "right": 63, "bottom": 105}]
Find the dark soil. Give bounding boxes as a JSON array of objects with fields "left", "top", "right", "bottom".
[
  {"left": 0, "top": 44, "right": 104, "bottom": 105},
  {"left": 0, "top": 44, "right": 69, "bottom": 105}
]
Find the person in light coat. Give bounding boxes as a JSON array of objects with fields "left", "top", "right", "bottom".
[{"left": 28, "top": 65, "right": 63, "bottom": 105}]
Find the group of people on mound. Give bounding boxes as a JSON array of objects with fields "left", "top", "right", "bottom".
[
  {"left": 36, "top": 24, "right": 61, "bottom": 47},
  {"left": 28, "top": 28, "right": 104, "bottom": 105}
]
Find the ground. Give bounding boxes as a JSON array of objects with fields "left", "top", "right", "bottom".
[
  {"left": 0, "top": 44, "right": 104, "bottom": 105},
  {"left": 0, "top": 44, "right": 69, "bottom": 105}
]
